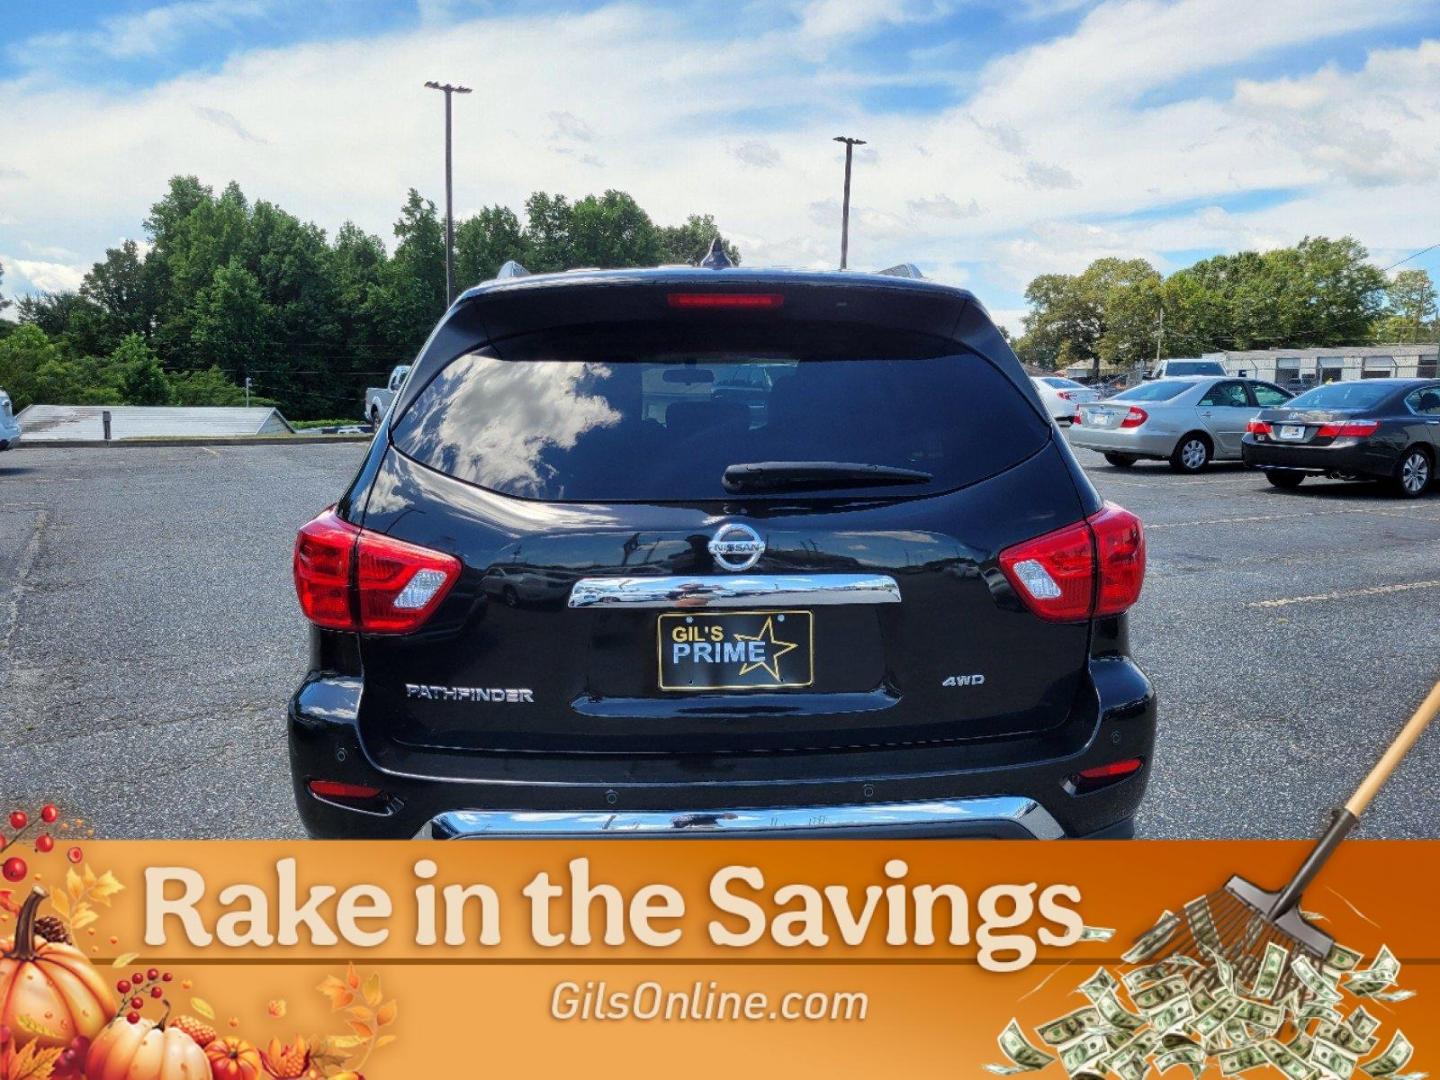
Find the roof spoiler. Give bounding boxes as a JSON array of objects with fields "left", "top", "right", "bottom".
[{"left": 875, "top": 263, "right": 924, "bottom": 279}]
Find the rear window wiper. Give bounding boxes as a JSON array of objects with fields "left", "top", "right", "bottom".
[{"left": 722, "top": 461, "right": 934, "bottom": 494}]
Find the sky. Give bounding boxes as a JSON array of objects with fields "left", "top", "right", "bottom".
[{"left": 3, "top": 0, "right": 1440, "bottom": 333}]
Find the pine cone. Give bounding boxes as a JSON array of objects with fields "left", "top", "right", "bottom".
[
  {"left": 33, "top": 914, "right": 70, "bottom": 944},
  {"left": 171, "top": 1015, "right": 218, "bottom": 1048}
]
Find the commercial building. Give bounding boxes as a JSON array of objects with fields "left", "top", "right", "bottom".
[
  {"left": 16, "top": 405, "right": 294, "bottom": 442},
  {"left": 1203, "top": 345, "right": 1439, "bottom": 386}
]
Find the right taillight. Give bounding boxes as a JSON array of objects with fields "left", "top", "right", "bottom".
[
  {"left": 1119, "top": 406, "right": 1148, "bottom": 429},
  {"left": 1247, "top": 419, "right": 1272, "bottom": 436},
  {"left": 294, "top": 509, "right": 461, "bottom": 633},
  {"left": 999, "top": 502, "right": 1145, "bottom": 622},
  {"left": 1316, "top": 420, "right": 1378, "bottom": 439}
]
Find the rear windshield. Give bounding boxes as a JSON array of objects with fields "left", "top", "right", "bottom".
[
  {"left": 1041, "top": 377, "right": 1083, "bottom": 388},
  {"left": 1162, "top": 361, "right": 1224, "bottom": 375},
  {"left": 391, "top": 323, "right": 1049, "bottom": 502},
  {"left": 1288, "top": 383, "right": 1394, "bottom": 410},
  {"left": 1114, "top": 380, "right": 1192, "bottom": 402}
]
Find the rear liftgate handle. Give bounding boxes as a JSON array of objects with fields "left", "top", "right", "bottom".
[{"left": 1270, "top": 678, "right": 1440, "bottom": 918}]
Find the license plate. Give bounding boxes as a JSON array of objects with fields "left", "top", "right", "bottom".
[
  {"left": 1089, "top": 411, "right": 1116, "bottom": 427},
  {"left": 1278, "top": 424, "right": 1306, "bottom": 441},
  {"left": 658, "top": 610, "right": 813, "bottom": 691}
]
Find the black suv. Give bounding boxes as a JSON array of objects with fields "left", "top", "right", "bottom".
[{"left": 289, "top": 261, "right": 1155, "bottom": 839}]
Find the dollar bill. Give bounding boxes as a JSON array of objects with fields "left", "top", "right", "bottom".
[
  {"left": 1324, "top": 943, "right": 1364, "bottom": 973},
  {"left": 1132, "top": 975, "right": 1189, "bottom": 1013},
  {"left": 1079, "top": 967, "right": 1119, "bottom": 1002},
  {"left": 1150, "top": 995, "right": 1196, "bottom": 1034},
  {"left": 1193, "top": 998, "right": 1242, "bottom": 1039},
  {"left": 1288, "top": 1032, "right": 1314, "bottom": 1060},
  {"left": 1293, "top": 955, "right": 1344, "bottom": 1005},
  {"left": 1366, "top": 989, "right": 1415, "bottom": 1003},
  {"left": 1080, "top": 925, "right": 1116, "bottom": 942},
  {"left": 1313, "top": 1037, "right": 1359, "bottom": 1080},
  {"left": 1251, "top": 941, "right": 1289, "bottom": 1001},
  {"left": 1232, "top": 999, "right": 1284, "bottom": 1034},
  {"left": 1263, "top": 1038, "right": 1320, "bottom": 1080},
  {"left": 987, "top": 1019, "right": 1057, "bottom": 1075},
  {"left": 1345, "top": 947, "right": 1400, "bottom": 996},
  {"left": 1360, "top": 1032, "right": 1413, "bottom": 1078},
  {"left": 1203, "top": 944, "right": 1236, "bottom": 993},
  {"left": 1123, "top": 964, "right": 1171, "bottom": 992},
  {"left": 1095, "top": 989, "right": 1146, "bottom": 1033},
  {"left": 1349, "top": 1007, "right": 1382, "bottom": 1039},
  {"left": 1319, "top": 1022, "right": 1379, "bottom": 1058},
  {"left": 1156, "top": 1044, "right": 1206, "bottom": 1079},
  {"left": 1219, "top": 1045, "right": 1269, "bottom": 1075},
  {"left": 1185, "top": 896, "right": 1222, "bottom": 952},
  {"left": 1123, "top": 912, "right": 1180, "bottom": 965},
  {"left": 1037, "top": 1007, "right": 1105, "bottom": 1047},
  {"left": 1060, "top": 1033, "right": 1112, "bottom": 1075}
]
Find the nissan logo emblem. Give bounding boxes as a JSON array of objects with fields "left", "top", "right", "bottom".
[{"left": 708, "top": 523, "right": 765, "bottom": 572}]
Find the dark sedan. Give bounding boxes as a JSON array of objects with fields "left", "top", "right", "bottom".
[{"left": 1241, "top": 378, "right": 1440, "bottom": 497}]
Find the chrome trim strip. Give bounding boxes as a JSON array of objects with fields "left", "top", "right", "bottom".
[
  {"left": 567, "top": 573, "right": 901, "bottom": 609},
  {"left": 415, "top": 797, "right": 1063, "bottom": 840}
]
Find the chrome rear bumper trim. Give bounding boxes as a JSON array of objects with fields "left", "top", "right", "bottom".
[
  {"left": 567, "top": 573, "right": 900, "bottom": 609},
  {"left": 415, "top": 797, "right": 1063, "bottom": 839}
]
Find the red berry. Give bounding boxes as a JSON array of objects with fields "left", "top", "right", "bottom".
[
  {"left": 130, "top": 996, "right": 143, "bottom": 1010},
  {"left": 40, "top": 805, "right": 58, "bottom": 824},
  {"left": 132, "top": 972, "right": 144, "bottom": 985},
  {"left": 150, "top": 986, "right": 163, "bottom": 999},
  {"left": 126, "top": 1012, "right": 140, "bottom": 1024},
  {"left": 1, "top": 856, "right": 26, "bottom": 882},
  {"left": 161, "top": 972, "right": 173, "bottom": 982},
  {"left": 147, "top": 967, "right": 159, "bottom": 981},
  {"left": 66, "top": 846, "right": 83, "bottom": 864},
  {"left": 8, "top": 811, "right": 26, "bottom": 831},
  {"left": 35, "top": 835, "right": 54, "bottom": 853},
  {"left": 116, "top": 980, "right": 131, "bottom": 994}
]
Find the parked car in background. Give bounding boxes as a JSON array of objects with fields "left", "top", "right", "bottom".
[
  {"left": 289, "top": 260, "right": 1153, "bottom": 841},
  {"left": 0, "top": 389, "right": 20, "bottom": 451},
  {"left": 364, "top": 364, "right": 411, "bottom": 426},
  {"left": 1071, "top": 377, "right": 1293, "bottom": 472},
  {"left": 1030, "top": 375, "right": 1101, "bottom": 424},
  {"left": 1146, "top": 358, "right": 1227, "bottom": 380},
  {"left": 1242, "top": 378, "right": 1440, "bottom": 498}
]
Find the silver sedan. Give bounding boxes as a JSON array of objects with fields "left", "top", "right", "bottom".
[{"left": 1069, "top": 376, "right": 1292, "bottom": 472}]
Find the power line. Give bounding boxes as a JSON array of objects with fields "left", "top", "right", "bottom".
[{"left": 1381, "top": 243, "right": 1440, "bottom": 272}]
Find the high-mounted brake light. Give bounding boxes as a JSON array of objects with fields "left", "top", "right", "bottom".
[
  {"left": 1247, "top": 419, "right": 1273, "bottom": 436},
  {"left": 293, "top": 509, "right": 461, "bottom": 633},
  {"left": 1316, "top": 420, "right": 1379, "bottom": 439},
  {"left": 998, "top": 502, "right": 1145, "bottom": 622},
  {"left": 1119, "top": 406, "right": 1148, "bottom": 429},
  {"left": 667, "top": 292, "right": 785, "bottom": 310}
]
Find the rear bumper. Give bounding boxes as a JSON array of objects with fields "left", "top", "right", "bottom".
[
  {"left": 1067, "top": 427, "right": 1175, "bottom": 458},
  {"left": 288, "top": 655, "right": 1156, "bottom": 841},
  {"left": 1241, "top": 436, "right": 1386, "bottom": 477}
]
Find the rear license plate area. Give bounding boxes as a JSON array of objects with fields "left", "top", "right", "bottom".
[
  {"left": 658, "top": 610, "right": 813, "bottom": 691},
  {"left": 1278, "top": 424, "right": 1306, "bottom": 440}
]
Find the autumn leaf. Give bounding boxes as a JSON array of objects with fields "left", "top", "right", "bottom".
[
  {"left": 90, "top": 871, "right": 124, "bottom": 905},
  {"left": 374, "top": 1034, "right": 397, "bottom": 1050},
  {"left": 65, "top": 868, "right": 83, "bottom": 902},
  {"left": 322, "top": 1035, "right": 366, "bottom": 1053},
  {"left": 4, "top": 1040, "right": 63, "bottom": 1080},
  {"left": 344, "top": 963, "right": 360, "bottom": 990},
  {"left": 41, "top": 891, "right": 64, "bottom": 919},
  {"left": 70, "top": 907, "right": 98, "bottom": 932},
  {"left": 344, "top": 1006, "right": 372, "bottom": 1022},
  {"left": 14, "top": 1014, "right": 64, "bottom": 1041},
  {"left": 111, "top": 952, "right": 138, "bottom": 968},
  {"left": 82, "top": 864, "right": 97, "bottom": 889},
  {"left": 346, "top": 1021, "right": 373, "bottom": 1041},
  {"left": 375, "top": 1000, "right": 397, "bottom": 1027},
  {"left": 317, "top": 976, "right": 354, "bottom": 1011},
  {"left": 191, "top": 998, "right": 216, "bottom": 1020},
  {"left": 361, "top": 972, "right": 382, "bottom": 1008}
]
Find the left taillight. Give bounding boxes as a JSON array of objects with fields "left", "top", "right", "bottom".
[
  {"left": 998, "top": 502, "right": 1146, "bottom": 622},
  {"left": 293, "top": 509, "right": 461, "bottom": 634}
]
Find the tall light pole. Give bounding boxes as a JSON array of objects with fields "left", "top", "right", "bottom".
[
  {"left": 424, "top": 80, "right": 472, "bottom": 306},
  {"left": 832, "top": 135, "right": 865, "bottom": 270}
]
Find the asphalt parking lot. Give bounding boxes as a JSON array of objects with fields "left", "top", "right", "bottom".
[{"left": 1, "top": 442, "right": 1437, "bottom": 839}]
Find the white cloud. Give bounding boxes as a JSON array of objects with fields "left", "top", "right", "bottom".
[
  {"left": 0, "top": 0, "right": 1437, "bottom": 317},
  {"left": 13, "top": 0, "right": 275, "bottom": 67},
  {"left": 8, "top": 258, "right": 87, "bottom": 293}
]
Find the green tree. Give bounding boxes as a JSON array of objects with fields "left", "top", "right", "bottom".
[
  {"left": 0, "top": 323, "right": 121, "bottom": 408},
  {"left": 523, "top": 192, "right": 574, "bottom": 273},
  {"left": 569, "top": 190, "right": 661, "bottom": 268},
  {"left": 1015, "top": 258, "right": 1160, "bottom": 378},
  {"left": 170, "top": 365, "right": 257, "bottom": 406},
  {"left": 15, "top": 291, "right": 116, "bottom": 357},
  {"left": 658, "top": 214, "right": 739, "bottom": 265},
  {"left": 82, "top": 240, "right": 159, "bottom": 341},
  {"left": 188, "top": 260, "right": 272, "bottom": 382},
  {"left": 111, "top": 333, "right": 171, "bottom": 405},
  {"left": 455, "top": 205, "right": 525, "bottom": 286},
  {"left": 1374, "top": 268, "right": 1438, "bottom": 343}
]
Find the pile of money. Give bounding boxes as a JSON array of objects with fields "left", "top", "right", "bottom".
[{"left": 986, "top": 907, "right": 1421, "bottom": 1080}]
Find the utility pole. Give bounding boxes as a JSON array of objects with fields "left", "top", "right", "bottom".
[
  {"left": 244, "top": 376, "right": 252, "bottom": 408},
  {"left": 424, "top": 80, "right": 473, "bottom": 306},
  {"left": 833, "top": 135, "right": 866, "bottom": 270},
  {"left": 1153, "top": 305, "right": 1165, "bottom": 378}
]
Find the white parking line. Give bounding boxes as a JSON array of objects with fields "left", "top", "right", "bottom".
[
  {"left": 1247, "top": 579, "right": 1440, "bottom": 609},
  {"left": 1146, "top": 508, "right": 1374, "bottom": 530}
]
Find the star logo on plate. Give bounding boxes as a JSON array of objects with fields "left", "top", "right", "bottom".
[{"left": 733, "top": 616, "right": 799, "bottom": 682}]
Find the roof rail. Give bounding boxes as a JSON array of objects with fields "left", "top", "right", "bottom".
[
  {"left": 496, "top": 259, "right": 530, "bottom": 279},
  {"left": 699, "top": 235, "right": 733, "bottom": 270},
  {"left": 875, "top": 263, "right": 924, "bottom": 279}
]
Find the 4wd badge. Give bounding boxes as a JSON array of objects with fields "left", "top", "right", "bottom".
[{"left": 942, "top": 674, "right": 986, "bottom": 687}]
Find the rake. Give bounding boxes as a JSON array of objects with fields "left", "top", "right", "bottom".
[{"left": 1130, "top": 678, "right": 1440, "bottom": 1004}]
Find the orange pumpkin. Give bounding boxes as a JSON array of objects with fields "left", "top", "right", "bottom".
[
  {"left": 206, "top": 1035, "right": 263, "bottom": 1080},
  {"left": 86, "top": 1014, "right": 210, "bottom": 1080},
  {"left": 0, "top": 887, "right": 115, "bottom": 1050}
]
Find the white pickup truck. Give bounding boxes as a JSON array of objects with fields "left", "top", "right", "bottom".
[{"left": 364, "top": 365, "right": 411, "bottom": 426}]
